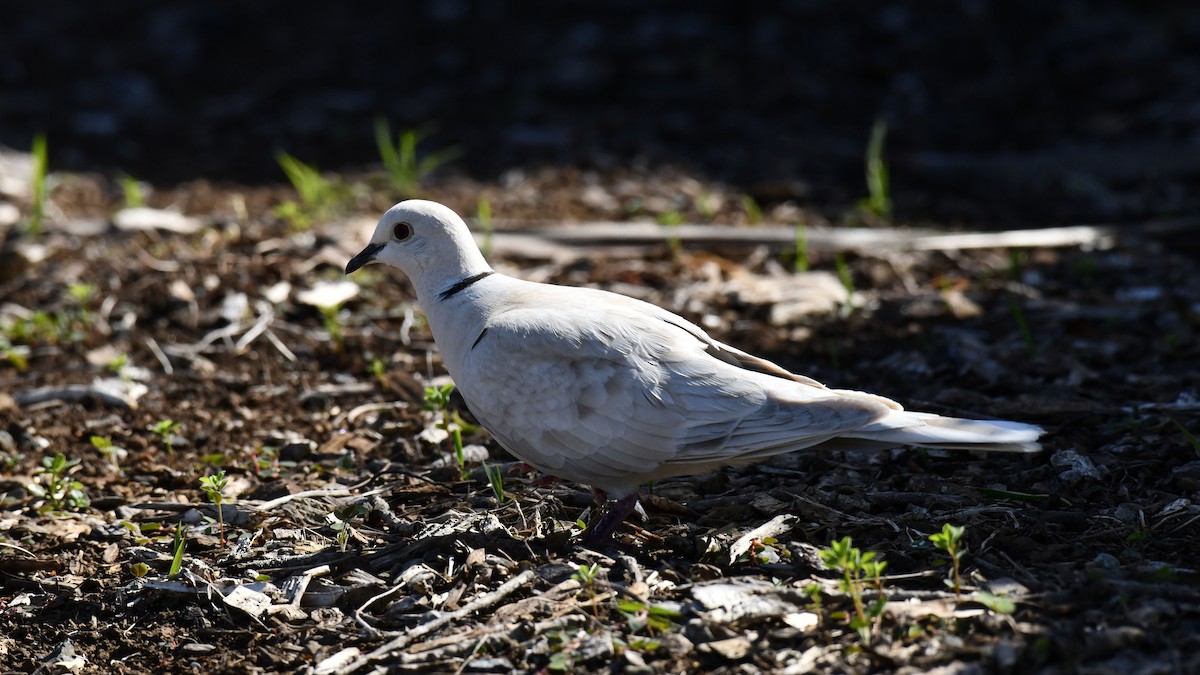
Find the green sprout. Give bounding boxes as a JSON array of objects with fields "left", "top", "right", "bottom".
[
  {"left": 929, "top": 523, "right": 967, "bottom": 599},
  {"left": 274, "top": 152, "right": 349, "bottom": 229},
  {"left": 373, "top": 118, "right": 461, "bottom": 198},
  {"left": 0, "top": 336, "right": 29, "bottom": 370},
  {"left": 617, "top": 600, "right": 681, "bottom": 635},
  {"left": 818, "top": 536, "right": 888, "bottom": 641},
  {"left": 27, "top": 133, "right": 48, "bottom": 235},
  {"left": 695, "top": 192, "right": 718, "bottom": 219},
  {"left": 482, "top": 462, "right": 507, "bottom": 504},
  {"left": 658, "top": 210, "right": 684, "bottom": 255},
  {"left": 793, "top": 219, "right": 809, "bottom": 273},
  {"left": 28, "top": 453, "right": 90, "bottom": 513},
  {"left": 741, "top": 195, "right": 763, "bottom": 224},
  {"left": 198, "top": 470, "right": 230, "bottom": 547},
  {"left": 89, "top": 435, "right": 125, "bottom": 472},
  {"left": 1007, "top": 297, "right": 1036, "bottom": 354},
  {"left": 476, "top": 197, "right": 494, "bottom": 259},
  {"left": 328, "top": 503, "right": 369, "bottom": 553},
  {"left": 367, "top": 358, "right": 387, "bottom": 385},
  {"left": 1169, "top": 417, "right": 1200, "bottom": 459},
  {"left": 975, "top": 591, "right": 1016, "bottom": 615},
  {"left": 169, "top": 521, "right": 186, "bottom": 578},
  {"left": 860, "top": 117, "right": 891, "bottom": 220},
  {"left": 423, "top": 383, "right": 476, "bottom": 477},
  {"left": 107, "top": 352, "right": 130, "bottom": 376},
  {"left": 119, "top": 173, "right": 145, "bottom": 208},
  {"left": 148, "top": 418, "right": 182, "bottom": 457},
  {"left": 835, "top": 252, "right": 856, "bottom": 313},
  {"left": 572, "top": 562, "right": 600, "bottom": 586},
  {"left": 66, "top": 283, "right": 95, "bottom": 306},
  {"left": 318, "top": 305, "right": 345, "bottom": 351}
]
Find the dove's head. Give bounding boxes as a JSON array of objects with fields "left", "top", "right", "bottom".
[{"left": 345, "top": 200, "right": 490, "bottom": 296}]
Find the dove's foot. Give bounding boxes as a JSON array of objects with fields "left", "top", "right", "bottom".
[{"left": 581, "top": 493, "right": 639, "bottom": 549}]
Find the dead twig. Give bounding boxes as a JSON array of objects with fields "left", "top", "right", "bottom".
[{"left": 332, "top": 568, "right": 537, "bottom": 674}]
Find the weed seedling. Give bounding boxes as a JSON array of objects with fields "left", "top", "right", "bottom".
[
  {"left": 318, "top": 304, "right": 345, "bottom": 351},
  {"left": 929, "top": 523, "right": 966, "bottom": 599},
  {"left": 658, "top": 210, "right": 684, "bottom": 255},
  {"left": 28, "top": 453, "right": 90, "bottom": 513},
  {"left": 27, "top": 133, "right": 48, "bottom": 235},
  {"left": 367, "top": 358, "right": 387, "bottom": 385},
  {"left": 793, "top": 219, "right": 810, "bottom": 272},
  {"left": 476, "top": 197, "right": 494, "bottom": 259},
  {"left": 1169, "top": 417, "right": 1200, "bottom": 459},
  {"left": 572, "top": 562, "right": 600, "bottom": 586},
  {"left": 818, "top": 536, "right": 888, "bottom": 641},
  {"left": 617, "top": 599, "right": 681, "bottom": 635},
  {"left": 119, "top": 173, "right": 145, "bottom": 208},
  {"left": 169, "top": 521, "right": 185, "bottom": 578},
  {"left": 373, "top": 118, "right": 461, "bottom": 197},
  {"left": 860, "top": 117, "right": 891, "bottom": 220},
  {"left": 89, "top": 435, "right": 126, "bottom": 472},
  {"left": 328, "top": 503, "right": 369, "bottom": 552},
  {"left": 835, "top": 252, "right": 856, "bottom": 315},
  {"left": 423, "top": 383, "right": 475, "bottom": 477},
  {"left": 148, "top": 418, "right": 182, "bottom": 457},
  {"left": 199, "top": 470, "right": 230, "bottom": 547},
  {"left": 1007, "top": 297, "right": 1036, "bottom": 354},
  {"left": 482, "top": 462, "right": 507, "bottom": 504},
  {"left": 0, "top": 336, "right": 29, "bottom": 370},
  {"left": 274, "top": 152, "right": 349, "bottom": 229},
  {"left": 741, "top": 195, "right": 763, "bottom": 224}
]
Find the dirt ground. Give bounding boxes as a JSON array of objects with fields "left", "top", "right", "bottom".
[{"left": 3, "top": 3, "right": 1200, "bottom": 674}]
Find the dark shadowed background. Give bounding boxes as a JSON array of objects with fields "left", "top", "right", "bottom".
[{"left": 3, "top": 0, "right": 1199, "bottom": 224}]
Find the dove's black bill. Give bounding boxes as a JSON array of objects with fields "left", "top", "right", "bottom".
[{"left": 345, "top": 242, "right": 385, "bottom": 274}]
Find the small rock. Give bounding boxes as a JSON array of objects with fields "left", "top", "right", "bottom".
[
  {"left": 700, "top": 635, "right": 755, "bottom": 660},
  {"left": 621, "top": 650, "right": 654, "bottom": 675},
  {"left": 659, "top": 633, "right": 694, "bottom": 659},
  {"left": 181, "top": 643, "right": 216, "bottom": 654},
  {"left": 1088, "top": 552, "right": 1122, "bottom": 572},
  {"left": 113, "top": 207, "right": 202, "bottom": 234},
  {"left": 296, "top": 280, "right": 358, "bottom": 308},
  {"left": 1051, "top": 448, "right": 1103, "bottom": 483},
  {"left": 0, "top": 202, "right": 18, "bottom": 227}
]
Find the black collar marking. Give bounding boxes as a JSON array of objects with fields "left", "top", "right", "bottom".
[{"left": 438, "top": 270, "right": 495, "bottom": 301}]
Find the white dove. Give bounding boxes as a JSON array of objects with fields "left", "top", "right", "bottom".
[{"left": 346, "top": 200, "right": 1042, "bottom": 544}]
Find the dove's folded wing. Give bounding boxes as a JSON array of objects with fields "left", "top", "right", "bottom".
[{"left": 460, "top": 300, "right": 894, "bottom": 489}]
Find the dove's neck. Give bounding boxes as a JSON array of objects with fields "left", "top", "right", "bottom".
[{"left": 412, "top": 243, "right": 499, "bottom": 380}]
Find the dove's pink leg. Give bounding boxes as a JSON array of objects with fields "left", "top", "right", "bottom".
[{"left": 582, "top": 493, "right": 639, "bottom": 548}]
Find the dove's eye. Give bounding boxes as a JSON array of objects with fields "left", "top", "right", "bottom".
[{"left": 393, "top": 222, "right": 413, "bottom": 241}]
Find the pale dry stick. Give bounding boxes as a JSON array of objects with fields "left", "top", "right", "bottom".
[
  {"left": 263, "top": 329, "right": 297, "bottom": 361},
  {"left": 332, "top": 568, "right": 537, "bottom": 675},
  {"left": 484, "top": 220, "right": 1130, "bottom": 255},
  {"left": 254, "top": 488, "right": 354, "bottom": 511},
  {"left": 177, "top": 320, "right": 253, "bottom": 356},
  {"left": 343, "top": 401, "right": 409, "bottom": 425},
  {"left": 352, "top": 583, "right": 407, "bottom": 639},
  {"left": 0, "top": 541, "right": 36, "bottom": 557},
  {"left": 132, "top": 245, "right": 182, "bottom": 273},
  {"left": 144, "top": 337, "right": 173, "bottom": 374},
  {"left": 14, "top": 383, "right": 139, "bottom": 410},
  {"left": 234, "top": 311, "right": 274, "bottom": 353}
]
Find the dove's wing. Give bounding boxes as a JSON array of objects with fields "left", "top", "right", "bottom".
[{"left": 458, "top": 292, "right": 892, "bottom": 494}]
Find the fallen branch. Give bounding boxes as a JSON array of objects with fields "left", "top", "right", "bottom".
[{"left": 332, "top": 568, "right": 537, "bottom": 674}]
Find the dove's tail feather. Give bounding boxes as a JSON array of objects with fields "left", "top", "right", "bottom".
[{"left": 839, "top": 411, "right": 1043, "bottom": 453}]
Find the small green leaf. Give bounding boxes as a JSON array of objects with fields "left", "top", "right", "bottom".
[{"left": 974, "top": 591, "right": 1016, "bottom": 614}]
